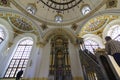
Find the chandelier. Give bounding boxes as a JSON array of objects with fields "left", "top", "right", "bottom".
[{"left": 39, "top": 0, "right": 83, "bottom": 12}]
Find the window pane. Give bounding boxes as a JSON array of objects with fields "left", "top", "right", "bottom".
[
  {"left": 107, "top": 25, "right": 120, "bottom": 41},
  {"left": 81, "top": 5, "right": 91, "bottom": 15},
  {"left": 26, "top": 4, "right": 37, "bottom": 15},
  {"left": 0, "top": 27, "right": 5, "bottom": 44},
  {"left": 4, "top": 39, "right": 33, "bottom": 78},
  {"left": 84, "top": 39, "right": 99, "bottom": 54}
]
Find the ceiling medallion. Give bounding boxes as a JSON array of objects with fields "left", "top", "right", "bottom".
[
  {"left": 9, "top": 17, "right": 33, "bottom": 32},
  {"left": 0, "top": 0, "right": 10, "bottom": 6},
  {"left": 40, "top": 0, "right": 83, "bottom": 12}
]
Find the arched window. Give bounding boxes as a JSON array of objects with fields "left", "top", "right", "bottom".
[
  {"left": 107, "top": 25, "right": 120, "bottom": 41},
  {"left": 26, "top": 3, "right": 37, "bottom": 14},
  {"left": 4, "top": 38, "right": 33, "bottom": 78},
  {"left": 0, "top": 27, "right": 5, "bottom": 44},
  {"left": 81, "top": 5, "right": 91, "bottom": 15},
  {"left": 84, "top": 39, "right": 99, "bottom": 54},
  {"left": 55, "top": 14, "right": 63, "bottom": 23}
]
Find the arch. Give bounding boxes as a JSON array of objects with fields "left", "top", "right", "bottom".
[
  {"left": 103, "top": 19, "right": 120, "bottom": 41},
  {"left": 82, "top": 34, "right": 104, "bottom": 48},
  {"left": 107, "top": 25, "right": 120, "bottom": 40},
  {"left": 0, "top": 18, "right": 14, "bottom": 56},
  {"left": 77, "top": 9, "right": 120, "bottom": 34},
  {"left": 4, "top": 37, "right": 34, "bottom": 78},
  {"left": 12, "top": 33, "right": 37, "bottom": 46},
  {"left": 1, "top": 33, "right": 38, "bottom": 78},
  {"left": 0, "top": 26, "right": 5, "bottom": 43},
  {"left": 0, "top": 18, "right": 14, "bottom": 43},
  {"left": 0, "top": 8, "right": 42, "bottom": 40},
  {"left": 82, "top": 34, "right": 104, "bottom": 54},
  {"left": 43, "top": 28, "right": 76, "bottom": 44}
]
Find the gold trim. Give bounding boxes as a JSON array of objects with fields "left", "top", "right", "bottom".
[
  {"left": 106, "top": 0, "right": 118, "bottom": 8},
  {"left": 8, "top": 42, "right": 13, "bottom": 47},
  {"left": 73, "top": 77, "right": 84, "bottom": 80},
  {"left": 22, "top": 77, "right": 48, "bottom": 80},
  {"left": 36, "top": 42, "right": 45, "bottom": 47}
]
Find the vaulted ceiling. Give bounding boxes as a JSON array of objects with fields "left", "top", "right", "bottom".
[
  {"left": 0, "top": 0, "right": 119, "bottom": 42},
  {"left": 11, "top": 0, "right": 106, "bottom": 26}
]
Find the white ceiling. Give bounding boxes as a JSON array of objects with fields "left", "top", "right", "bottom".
[{"left": 12, "top": 0, "right": 106, "bottom": 26}]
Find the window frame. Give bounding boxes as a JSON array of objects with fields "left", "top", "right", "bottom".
[
  {"left": 4, "top": 38, "right": 33, "bottom": 78},
  {"left": 0, "top": 27, "right": 5, "bottom": 44},
  {"left": 107, "top": 25, "right": 120, "bottom": 41},
  {"left": 84, "top": 39, "right": 100, "bottom": 54}
]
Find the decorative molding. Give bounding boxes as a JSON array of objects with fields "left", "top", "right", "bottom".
[
  {"left": 71, "top": 23, "right": 78, "bottom": 31},
  {"left": 40, "top": 24, "right": 48, "bottom": 31},
  {"left": 79, "top": 15, "right": 118, "bottom": 37},
  {"left": 106, "top": 0, "right": 117, "bottom": 8},
  {"left": 0, "top": 0, "right": 10, "bottom": 6},
  {"left": 40, "top": 0, "right": 82, "bottom": 12},
  {"left": 8, "top": 17, "right": 34, "bottom": 32},
  {"left": 73, "top": 76, "right": 84, "bottom": 80},
  {"left": 36, "top": 41, "right": 45, "bottom": 48},
  {"left": 10, "top": 0, "right": 107, "bottom": 26},
  {"left": 0, "top": 9, "right": 38, "bottom": 33},
  {"left": 43, "top": 28, "right": 76, "bottom": 44}
]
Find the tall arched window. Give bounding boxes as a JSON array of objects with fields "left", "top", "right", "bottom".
[
  {"left": 84, "top": 39, "right": 99, "bottom": 54},
  {"left": 0, "top": 27, "right": 5, "bottom": 44},
  {"left": 4, "top": 38, "right": 33, "bottom": 78},
  {"left": 81, "top": 5, "right": 91, "bottom": 15},
  {"left": 107, "top": 25, "right": 120, "bottom": 41}
]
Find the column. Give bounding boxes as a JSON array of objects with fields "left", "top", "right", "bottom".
[
  {"left": 38, "top": 41, "right": 51, "bottom": 80},
  {"left": 23, "top": 41, "right": 51, "bottom": 80},
  {"left": 23, "top": 44, "right": 41, "bottom": 80},
  {"left": 68, "top": 41, "right": 84, "bottom": 80}
]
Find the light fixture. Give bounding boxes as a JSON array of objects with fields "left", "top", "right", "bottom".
[{"left": 55, "top": 13, "right": 63, "bottom": 23}]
